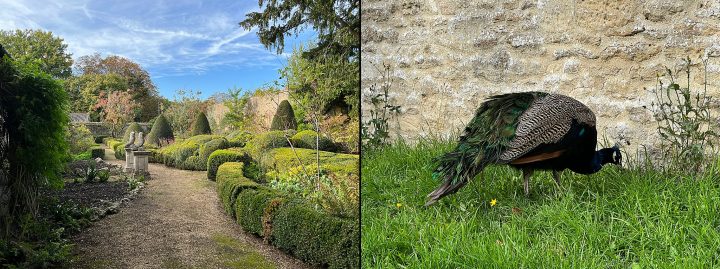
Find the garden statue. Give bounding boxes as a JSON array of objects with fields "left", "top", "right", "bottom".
[
  {"left": 124, "top": 131, "right": 136, "bottom": 148},
  {"left": 135, "top": 132, "right": 145, "bottom": 150}
]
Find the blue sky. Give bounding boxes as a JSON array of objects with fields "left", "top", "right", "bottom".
[{"left": 0, "top": 0, "right": 316, "bottom": 99}]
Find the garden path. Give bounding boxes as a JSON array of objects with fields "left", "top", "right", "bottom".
[{"left": 69, "top": 147, "right": 311, "bottom": 269}]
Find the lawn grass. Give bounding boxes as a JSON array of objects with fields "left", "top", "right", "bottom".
[{"left": 362, "top": 140, "right": 720, "bottom": 268}]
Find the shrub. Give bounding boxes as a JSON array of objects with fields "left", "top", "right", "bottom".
[
  {"left": 113, "top": 142, "right": 125, "bottom": 160},
  {"left": 245, "top": 130, "right": 294, "bottom": 158},
  {"left": 291, "top": 130, "right": 336, "bottom": 152},
  {"left": 191, "top": 111, "right": 212, "bottom": 136},
  {"left": 156, "top": 134, "right": 226, "bottom": 170},
  {"left": 271, "top": 199, "right": 359, "bottom": 269},
  {"left": 226, "top": 130, "right": 253, "bottom": 148},
  {"left": 260, "top": 147, "right": 358, "bottom": 177},
  {"left": 67, "top": 124, "right": 94, "bottom": 156},
  {"left": 216, "top": 162, "right": 259, "bottom": 216},
  {"left": 270, "top": 100, "right": 297, "bottom": 130},
  {"left": 207, "top": 148, "right": 253, "bottom": 181},
  {"left": 235, "top": 187, "right": 282, "bottom": 236},
  {"left": 93, "top": 135, "right": 108, "bottom": 144},
  {"left": 146, "top": 114, "right": 174, "bottom": 146},
  {"left": 90, "top": 147, "right": 104, "bottom": 159},
  {"left": 123, "top": 122, "right": 142, "bottom": 143}
]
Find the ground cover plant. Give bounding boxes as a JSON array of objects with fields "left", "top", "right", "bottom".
[{"left": 362, "top": 140, "right": 720, "bottom": 268}]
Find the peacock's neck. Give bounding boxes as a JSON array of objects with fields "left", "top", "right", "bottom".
[{"left": 569, "top": 150, "right": 604, "bottom": 175}]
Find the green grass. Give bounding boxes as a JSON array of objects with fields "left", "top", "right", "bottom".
[{"left": 362, "top": 140, "right": 720, "bottom": 268}]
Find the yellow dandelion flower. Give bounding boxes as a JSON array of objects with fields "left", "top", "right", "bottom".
[
  {"left": 396, "top": 203, "right": 402, "bottom": 208},
  {"left": 490, "top": 199, "right": 497, "bottom": 207}
]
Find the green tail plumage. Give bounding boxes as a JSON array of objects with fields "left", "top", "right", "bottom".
[{"left": 425, "top": 92, "right": 546, "bottom": 205}]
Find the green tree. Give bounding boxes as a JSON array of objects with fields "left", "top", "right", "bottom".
[
  {"left": 101, "top": 91, "right": 139, "bottom": 137},
  {"left": 240, "top": 0, "right": 359, "bottom": 59},
  {"left": 165, "top": 89, "right": 210, "bottom": 138},
  {"left": 222, "top": 88, "right": 252, "bottom": 132},
  {"left": 0, "top": 29, "right": 73, "bottom": 78},
  {"left": 146, "top": 114, "right": 174, "bottom": 146},
  {"left": 270, "top": 100, "right": 298, "bottom": 130},
  {"left": 74, "top": 53, "right": 160, "bottom": 121},
  {"left": 123, "top": 122, "right": 143, "bottom": 142},
  {"left": 64, "top": 73, "right": 127, "bottom": 119},
  {"left": 0, "top": 52, "right": 69, "bottom": 237},
  {"left": 192, "top": 112, "right": 212, "bottom": 135}
]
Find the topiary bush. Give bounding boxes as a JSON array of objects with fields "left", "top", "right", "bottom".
[
  {"left": 156, "top": 134, "right": 226, "bottom": 170},
  {"left": 291, "top": 130, "right": 336, "bottom": 152},
  {"left": 226, "top": 130, "right": 253, "bottom": 148},
  {"left": 146, "top": 114, "right": 174, "bottom": 146},
  {"left": 271, "top": 199, "right": 359, "bottom": 268},
  {"left": 207, "top": 148, "right": 253, "bottom": 181},
  {"left": 235, "top": 187, "right": 282, "bottom": 237},
  {"left": 191, "top": 111, "right": 212, "bottom": 136},
  {"left": 91, "top": 147, "right": 104, "bottom": 159},
  {"left": 216, "top": 162, "right": 259, "bottom": 216},
  {"left": 270, "top": 100, "right": 297, "bottom": 131},
  {"left": 245, "top": 130, "right": 294, "bottom": 158},
  {"left": 93, "top": 135, "right": 108, "bottom": 144},
  {"left": 123, "top": 122, "right": 142, "bottom": 143},
  {"left": 260, "top": 147, "right": 358, "bottom": 177}
]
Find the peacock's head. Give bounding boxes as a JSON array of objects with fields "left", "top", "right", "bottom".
[
  {"left": 610, "top": 145, "right": 622, "bottom": 166},
  {"left": 598, "top": 146, "right": 622, "bottom": 166}
]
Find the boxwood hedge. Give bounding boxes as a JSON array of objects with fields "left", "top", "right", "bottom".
[
  {"left": 290, "top": 130, "right": 336, "bottom": 152},
  {"left": 207, "top": 148, "right": 252, "bottom": 181},
  {"left": 216, "top": 162, "right": 258, "bottom": 217},
  {"left": 259, "top": 147, "right": 358, "bottom": 177}
]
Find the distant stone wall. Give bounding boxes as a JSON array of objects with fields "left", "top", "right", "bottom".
[
  {"left": 244, "top": 91, "right": 289, "bottom": 133},
  {"left": 361, "top": 0, "right": 720, "bottom": 155}
]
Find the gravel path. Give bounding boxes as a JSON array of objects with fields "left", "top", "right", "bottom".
[{"left": 70, "top": 149, "right": 311, "bottom": 269}]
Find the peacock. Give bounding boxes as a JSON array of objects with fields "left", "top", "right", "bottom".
[{"left": 426, "top": 91, "right": 621, "bottom": 206}]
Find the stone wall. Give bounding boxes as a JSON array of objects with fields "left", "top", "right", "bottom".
[
  {"left": 361, "top": 0, "right": 720, "bottom": 155},
  {"left": 244, "top": 91, "right": 289, "bottom": 133}
]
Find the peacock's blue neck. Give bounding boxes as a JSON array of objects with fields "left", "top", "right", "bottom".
[{"left": 589, "top": 151, "right": 604, "bottom": 174}]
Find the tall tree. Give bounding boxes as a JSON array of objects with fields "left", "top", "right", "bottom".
[
  {"left": 240, "top": 0, "right": 359, "bottom": 60},
  {"left": 64, "top": 73, "right": 127, "bottom": 119},
  {"left": 73, "top": 54, "right": 160, "bottom": 121},
  {"left": 101, "top": 91, "right": 139, "bottom": 137},
  {"left": 0, "top": 29, "right": 73, "bottom": 78}
]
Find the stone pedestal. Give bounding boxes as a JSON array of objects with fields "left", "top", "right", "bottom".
[
  {"left": 133, "top": 151, "right": 150, "bottom": 173},
  {"left": 124, "top": 148, "right": 135, "bottom": 173}
]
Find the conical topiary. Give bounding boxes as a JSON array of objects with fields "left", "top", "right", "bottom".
[
  {"left": 270, "top": 100, "right": 297, "bottom": 131},
  {"left": 123, "top": 122, "right": 142, "bottom": 142},
  {"left": 191, "top": 111, "right": 212, "bottom": 136},
  {"left": 146, "top": 114, "right": 174, "bottom": 146}
]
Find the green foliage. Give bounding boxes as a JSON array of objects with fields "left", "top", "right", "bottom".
[
  {"left": 361, "top": 64, "right": 401, "bottom": 149},
  {"left": 146, "top": 114, "right": 174, "bottom": 146},
  {"left": 192, "top": 111, "right": 212, "bottom": 135},
  {"left": 245, "top": 130, "right": 293, "bottom": 158},
  {"left": 290, "top": 130, "right": 336, "bottom": 152},
  {"left": 207, "top": 148, "right": 253, "bottom": 181},
  {"left": 272, "top": 199, "right": 359, "bottom": 269},
  {"left": 66, "top": 124, "right": 94, "bottom": 156},
  {"left": 1, "top": 54, "right": 69, "bottom": 236},
  {"left": 235, "top": 188, "right": 281, "bottom": 236},
  {"left": 649, "top": 57, "right": 719, "bottom": 173},
  {"left": 0, "top": 29, "right": 73, "bottom": 78},
  {"left": 216, "top": 162, "right": 259, "bottom": 217},
  {"left": 64, "top": 73, "right": 127, "bottom": 114},
  {"left": 259, "top": 147, "right": 358, "bottom": 177},
  {"left": 165, "top": 89, "right": 210, "bottom": 138},
  {"left": 222, "top": 87, "right": 252, "bottom": 132},
  {"left": 361, "top": 140, "right": 720, "bottom": 268},
  {"left": 270, "top": 100, "right": 297, "bottom": 131},
  {"left": 269, "top": 167, "right": 358, "bottom": 218},
  {"left": 93, "top": 135, "right": 108, "bottom": 144},
  {"left": 226, "top": 130, "right": 253, "bottom": 148},
  {"left": 123, "top": 122, "right": 143, "bottom": 142},
  {"left": 156, "top": 135, "right": 226, "bottom": 170},
  {"left": 97, "top": 169, "right": 110, "bottom": 183},
  {"left": 90, "top": 147, "right": 104, "bottom": 159}
]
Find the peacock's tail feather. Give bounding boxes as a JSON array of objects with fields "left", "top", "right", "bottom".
[{"left": 426, "top": 92, "right": 546, "bottom": 205}]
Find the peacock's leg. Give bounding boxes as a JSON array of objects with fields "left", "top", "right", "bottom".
[
  {"left": 553, "top": 170, "right": 561, "bottom": 188},
  {"left": 522, "top": 168, "right": 534, "bottom": 196}
]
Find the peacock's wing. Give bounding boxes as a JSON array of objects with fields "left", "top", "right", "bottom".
[
  {"left": 498, "top": 94, "right": 596, "bottom": 163},
  {"left": 426, "top": 92, "right": 546, "bottom": 205}
]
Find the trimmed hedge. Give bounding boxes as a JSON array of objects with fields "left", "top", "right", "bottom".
[
  {"left": 93, "top": 135, "right": 108, "bottom": 144},
  {"left": 191, "top": 112, "right": 212, "bottom": 135},
  {"left": 290, "top": 130, "right": 336, "bottom": 152},
  {"left": 226, "top": 130, "right": 253, "bottom": 148},
  {"left": 156, "top": 135, "right": 227, "bottom": 170},
  {"left": 123, "top": 122, "right": 142, "bottom": 142},
  {"left": 259, "top": 148, "right": 358, "bottom": 177},
  {"left": 207, "top": 148, "right": 252, "bottom": 181},
  {"left": 245, "top": 130, "right": 294, "bottom": 158},
  {"left": 216, "top": 162, "right": 258, "bottom": 217},
  {"left": 271, "top": 199, "right": 359, "bottom": 269},
  {"left": 270, "top": 100, "right": 297, "bottom": 131},
  {"left": 91, "top": 147, "right": 104, "bottom": 159},
  {"left": 216, "top": 161, "right": 359, "bottom": 269},
  {"left": 146, "top": 114, "right": 174, "bottom": 146}
]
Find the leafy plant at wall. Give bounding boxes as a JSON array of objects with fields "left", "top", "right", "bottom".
[
  {"left": 270, "top": 100, "right": 298, "bottom": 131},
  {"left": 648, "top": 57, "right": 719, "bottom": 173},
  {"left": 362, "top": 64, "right": 401, "bottom": 149},
  {"left": 192, "top": 112, "right": 212, "bottom": 135}
]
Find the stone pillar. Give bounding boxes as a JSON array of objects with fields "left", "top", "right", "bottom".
[
  {"left": 133, "top": 151, "right": 150, "bottom": 173},
  {"left": 125, "top": 148, "right": 135, "bottom": 173}
]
